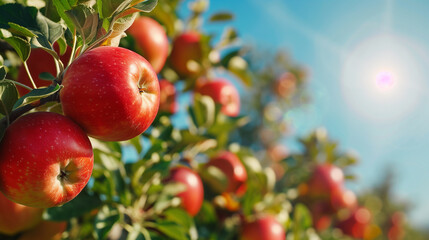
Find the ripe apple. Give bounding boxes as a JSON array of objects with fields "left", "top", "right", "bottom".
[
  {"left": 195, "top": 79, "right": 240, "bottom": 117},
  {"left": 336, "top": 207, "right": 371, "bottom": 238},
  {"left": 240, "top": 215, "right": 285, "bottom": 240},
  {"left": 0, "top": 193, "right": 43, "bottom": 235},
  {"left": 306, "top": 164, "right": 344, "bottom": 200},
  {"left": 330, "top": 188, "right": 357, "bottom": 212},
  {"left": 60, "top": 46, "right": 160, "bottom": 141},
  {"left": 158, "top": 79, "right": 178, "bottom": 114},
  {"left": 18, "top": 220, "right": 67, "bottom": 240},
  {"left": 205, "top": 151, "right": 247, "bottom": 195},
  {"left": 0, "top": 112, "right": 94, "bottom": 208},
  {"left": 273, "top": 72, "right": 297, "bottom": 99},
  {"left": 165, "top": 166, "right": 204, "bottom": 216},
  {"left": 16, "top": 43, "right": 72, "bottom": 96},
  {"left": 169, "top": 31, "right": 202, "bottom": 77},
  {"left": 126, "top": 16, "right": 169, "bottom": 73}
]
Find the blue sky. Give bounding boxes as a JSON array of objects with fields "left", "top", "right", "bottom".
[{"left": 200, "top": 0, "right": 429, "bottom": 228}]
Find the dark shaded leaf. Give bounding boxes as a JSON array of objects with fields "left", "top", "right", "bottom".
[
  {"left": 43, "top": 191, "right": 103, "bottom": 221},
  {"left": 209, "top": 12, "right": 234, "bottom": 22},
  {"left": 12, "top": 84, "right": 61, "bottom": 110},
  {"left": 94, "top": 205, "right": 120, "bottom": 240},
  {"left": 133, "top": 0, "right": 158, "bottom": 12},
  {"left": 0, "top": 81, "right": 18, "bottom": 115}
]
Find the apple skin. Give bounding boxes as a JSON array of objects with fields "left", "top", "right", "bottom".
[
  {"left": 0, "top": 193, "right": 44, "bottom": 235},
  {"left": 126, "top": 16, "right": 169, "bottom": 73},
  {"left": 336, "top": 207, "right": 371, "bottom": 238},
  {"left": 306, "top": 164, "right": 344, "bottom": 200},
  {"left": 159, "top": 79, "right": 178, "bottom": 114},
  {"left": 18, "top": 220, "right": 67, "bottom": 240},
  {"left": 169, "top": 31, "right": 202, "bottom": 77},
  {"left": 16, "top": 44, "right": 72, "bottom": 96},
  {"left": 166, "top": 166, "right": 204, "bottom": 216},
  {"left": 196, "top": 79, "right": 240, "bottom": 117},
  {"left": 60, "top": 46, "right": 160, "bottom": 141},
  {"left": 0, "top": 112, "right": 94, "bottom": 208},
  {"left": 240, "top": 216, "right": 285, "bottom": 240},
  {"left": 206, "top": 151, "right": 247, "bottom": 195}
]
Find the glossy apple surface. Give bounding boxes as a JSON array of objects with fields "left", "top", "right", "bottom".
[
  {"left": 126, "top": 16, "right": 169, "bottom": 73},
  {"left": 60, "top": 46, "right": 160, "bottom": 141},
  {"left": 166, "top": 166, "right": 204, "bottom": 216},
  {"left": 196, "top": 79, "right": 240, "bottom": 117},
  {"left": 18, "top": 220, "right": 67, "bottom": 240},
  {"left": 159, "top": 79, "right": 178, "bottom": 114},
  {"left": 16, "top": 44, "right": 71, "bottom": 96},
  {"left": 0, "top": 112, "right": 94, "bottom": 208},
  {"left": 169, "top": 31, "right": 202, "bottom": 77},
  {"left": 306, "top": 164, "right": 344, "bottom": 200},
  {"left": 240, "top": 216, "right": 285, "bottom": 240},
  {"left": 0, "top": 193, "right": 43, "bottom": 235},
  {"left": 206, "top": 151, "right": 247, "bottom": 195}
]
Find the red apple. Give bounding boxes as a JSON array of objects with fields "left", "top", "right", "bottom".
[
  {"left": 0, "top": 112, "right": 94, "bottom": 208},
  {"left": 169, "top": 31, "right": 202, "bottom": 77},
  {"left": 206, "top": 151, "right": 247, "bottom": 195},
  {"left": 18, "top": 220, "right": 67, "bottom": 240},
  {"left": 60, "top": 46, "right": 160, "bottom": 141},
  {"left": 308, "top": 202, "right": 333, "bottom": 231},
  {"left": 306, "top": 164, "right": 344, "bottom": 200},
  {"left": 126, "top": 16, "right": 169, "bottom": 73},
  {"left": 336, "top": 207, "right": 371, "bottom": 238},
  {"left": 330, "top": 188, "right": 358, "bottom": 212},
  {"left": 240, "top": 215, "right": 285, "bottom": 240},
  {"left": 166, "top": 166, "right": 204, "bottom": 216},
  {"left": 16, "top": 43, "right": 72, "bottom": 96},
  {"left": 159, "top": 79, "right": 178, "bottom": 114},
  {"left": 273, "top": 72, "right": 297, "bottom": 99},
  {"left": 196, "top": 79, "right": 240, "bottom": 117},
  {"left": 0, "top": 193, "right": 44, "bottom": 235}
]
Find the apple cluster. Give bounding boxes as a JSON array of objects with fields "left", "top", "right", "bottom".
[
  {"left": 0, "top": 37, "right": 160, "bottom": 219},
  {"left": 300, "top": 164, "right": 372, "bottom": 238}
]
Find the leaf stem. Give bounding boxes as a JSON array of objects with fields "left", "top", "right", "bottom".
[
  {"left": 23, "top": 61, "right": 37, "bottom": 89},
  {"left": 4, "top": 79, "right": 33, "bottom": 91},
  {"left": 68, "top": 31, "right": 78, "bottom": 67}
]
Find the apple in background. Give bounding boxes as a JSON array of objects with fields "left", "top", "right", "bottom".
[
  {"left": 273, "top": 72, "right": 297, "bottom": 99},
  {"left": 0, "top": 193, "right": 44, "bottom": 235},
  {"left": 169, "top": 31, "right": 202, "bottom": 77},
  {"left": 16, "top": 43, "right": 71, "bottom": 96},
  {"left": 158, "top": 79, "right": 178, "bottom": 114},
  {"left": 18, "top": 220, "right": 67, "bottom": 240},
  {"left": 0, "top": 112, "right": 94, "bottom": 208},
  {"left": 165, "top": 166, "right": 204, "bottom": 216},
  {"left": 306, "top": 164, "right": 344, "bottom": 200},
  {"left": 336, "top": 207, "right": 371, "bottom": 238},
  {"left": 196, "top": 79, "right": 240, "bottom": 117},
  {"left": 240, "top": 215, "right": 285, "bottom": 240},
  {"left": 60, "top": 46, "right": 160, "bottom": 142},
  {"left": 205, "top": 151, "right": 247, "bottom": 195},
  {"left": 126, "top": 16, "right": 169, "bottom": 73},
  {"left": 330, "top": 188, "right": 358, "bottom": 212}
]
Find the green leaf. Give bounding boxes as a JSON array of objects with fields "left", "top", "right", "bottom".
[
  {"left": 3, "top": 36, "right": 31, "bottom": 62},
  {"left": 164, "top": 208, "right": 193, "bottom": 229},
  {"left": 8, "top": 22, "right": 37, "bottom": 38},
  {"left": 39, "top": 72, "right": 56, "bottom": 81},
  {"left": 0, "top": 65, "right": 6, "bottom": 81},
  {"left": 0, "top": 81, "right": 18, "bottom": 115},
  {"left": 293, "top": 203, "right": 313, "bottom": 234},
  {"left": 0, "top": 4, "right": 64, "bottom": 48},
  {"left": 65, "top": 4, "right": 99, "bottom": 44},
  {"left": 97, "top": 0, "right": 132, "bottom": 19},
  {"left": 43, "top": 191, "right": 103, "bottom": 221},
  {"left": 209, "top": 12, "right": 234, "bottom": 22},
  {"left": 132, "top": 0, "right": 158, "bottom": 12},
  {"left": 190, "top": 94, "right": 216, "bottom": 129},
  {"left": 154, "top": 220, "right": 188, "bottom": 240},
  {"left": 52, "top": 0, "right": 78, "bottom": 32},
  {"left": 12, "top": 84, "right": 61, "bottom": 110},
  {"left": 94, "top": 205, "right": 120, "bottom": 240}
]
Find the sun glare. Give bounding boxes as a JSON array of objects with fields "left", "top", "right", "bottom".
[{"left": 341, "top": 34, "right": 427, "bottom": 122}]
